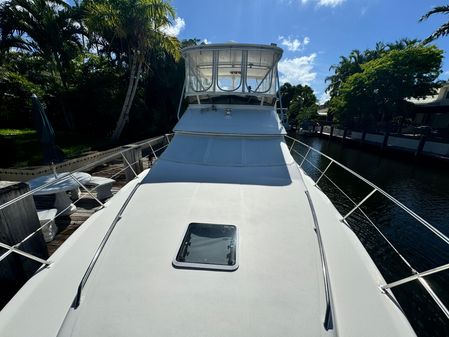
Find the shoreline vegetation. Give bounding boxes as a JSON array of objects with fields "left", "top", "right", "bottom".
[
  {"left": 0, "top": 128, "right": 99, "bottom": 167},
  {"left": 0, "top": 0, "right": 190, "bottom": 169},
  {"left": 1, "top": 1, "right": 449, "bottom": 168}
]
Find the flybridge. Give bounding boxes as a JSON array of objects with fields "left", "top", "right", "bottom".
[{"left": 181, "top": 43, "right": 283, "bottom": 100}]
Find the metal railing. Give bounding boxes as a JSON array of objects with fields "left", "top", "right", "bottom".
[
  {"left": 0, "top": 134, "right": 173, "bottom": 286},
  {"left": 304, "top": 189, "right": 333, "bottom": 330},
  {"left": 285, "top": 135, "right": 449, "bottom": 321}
]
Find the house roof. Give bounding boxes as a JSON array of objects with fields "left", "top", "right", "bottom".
[{"left": 407, "top": 83, "right": 449, "bottom": 107}]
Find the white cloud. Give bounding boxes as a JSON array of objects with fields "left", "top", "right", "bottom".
[
  {"left": 317, "top": 0, "right": 345, "bottom": 7},
  {"left": 160, "top": 17, "right": 185, "bottom": 37},
  {"left": 279, "top": 36, "right": 301, "bottom": 51},
  {"left": 278, "top": 36, "right": 310, "bottom": 52},
  {"left": 318, "top": 92, "right": 330, "bottom": 104},
  {"left": 202, "top": 38, "right": 211, "bottom": 45},
  {"left": 278, "top": 53, "right": 317, "bottom": 85},
  {"left": 300, "top": 0, "right": 345, "bottom": 7}
]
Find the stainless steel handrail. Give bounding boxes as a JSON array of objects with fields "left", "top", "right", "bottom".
[
  {"left": 72, "top": 181, "right": 142, "bottom": 308},
  {"left": 286, "top": 135, "right": 449, "bottom": 320},
  {"left": 290, "top": 146, "right": 417, "bottom": 273},
  {"left": 285, "top": 135, "right": 449, "bottom": 245},
  {"left": 0, "top": 135, "right": 167, "bottom": 212},
  {"left": 304, "top": 189, "right": 333, "bottom": 330}
]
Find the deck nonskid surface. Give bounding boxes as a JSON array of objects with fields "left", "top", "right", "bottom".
[{"left": 66, "top": 170, "right": 327, "bottom": 337}]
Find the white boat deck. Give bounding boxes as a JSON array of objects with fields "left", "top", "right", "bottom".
[
  {"left": 0, "top": 103, "right": 417, "bottom": 336},
  {"left": 59, "top": 166, "right": 329, "bottom": 337},
  {"left": 55, "top": 122, "right": 415, "bottom": 336},
  {"left": 55, "top": 119, "right": 330, "bottom": 336}
]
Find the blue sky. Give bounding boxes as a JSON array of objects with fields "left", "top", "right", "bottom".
[{"left": 169, "top": 0, "right": 449, "bottom": 103}]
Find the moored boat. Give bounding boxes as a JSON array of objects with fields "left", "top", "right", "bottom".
[{"left": 1, "top": 43, "right": 449, "bottom": 337}]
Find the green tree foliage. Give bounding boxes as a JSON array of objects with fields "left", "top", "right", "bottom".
[
  {"left": 420, "top": 5, "right": 449, "bottom": 43},
  {"left": 327, "top": 41, "right": 443, "bottom": 130},
  {"left": 65, "top": 53, "right": 126, "bottom": 134},
  {"left": 280, "top": 83, "right": 317, "bottom": 127},
  {"left": 0, "top": 0, "right": 86, "bottom": 128},
  {"left": 0, "top": 65, "right": 44, "bottom": 127},
  {"left": 325, "top": 39, "right": 418, "bottom": 98},
  {"left": 0, "top": 0, "right": 187, "bottom": 143},
  {"left": 0, "top": 0, "right": 84, "bottom": 80},
  {"left": 279, "top": 82, "right": 297, "bottom": 110},
  {"left": 84, "top": 0, "right": 181, "bottom": 141},
  {"left": 141, "top": 49, "right": 185, "bottom": 136}
]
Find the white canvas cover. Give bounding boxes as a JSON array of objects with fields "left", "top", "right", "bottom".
[{"left": 182, "top": 43, "right": 283, "bottom": 97}]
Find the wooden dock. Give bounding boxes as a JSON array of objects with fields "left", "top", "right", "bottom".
[{"left": 47, "top": 157, "right": 151, "bottom": 255}]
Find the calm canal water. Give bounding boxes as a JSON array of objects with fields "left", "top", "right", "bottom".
[{"left": 290, "top": 134, "right": 449, "bottom": 337}]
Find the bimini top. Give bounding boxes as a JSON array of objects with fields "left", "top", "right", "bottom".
[{"left": 182, "top": 43, "right": 283, "bottom": 98}]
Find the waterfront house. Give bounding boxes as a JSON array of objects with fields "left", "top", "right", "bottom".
[{"left": 407, "top": 82, "right": 449, "bottom": 137}]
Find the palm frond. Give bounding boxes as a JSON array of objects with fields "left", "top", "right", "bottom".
[
  {"left": 423, "top": 22, "right": 449, "bottom": 44},
  {"left": 420, "top": 5, "right": 449, "bottom": 21}
]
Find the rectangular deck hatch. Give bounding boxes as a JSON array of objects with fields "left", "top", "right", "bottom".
[{"left": 173, "top": 223, "right": 238, "bottom": 271}]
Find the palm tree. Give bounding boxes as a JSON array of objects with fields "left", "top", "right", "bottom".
[
  {"left": 0, "top": 0, "right": 84, "bottom": 85},
  {"left": 0, "top": 0, "right": 85, "bottom": 128},
  {"left": 364, "top": 42, "right": 385, "bottom": 61},
  {"left": 386, "top": 38, "right": 419, "bottom": 51},
  {"left": 326, "top": 53, "right": 362, "bottom": 98},
  {"left": 84, "top": 0, "right": 181, "bottom": 141},
  {"left": 325, "top": 44, "right": 389, "bottom": 98},
  {"left": 420, "top": 5, "right": 449, "bottom": 43},
  {"left": 348, "top": 49, "right": 364, "bottom": 67}
]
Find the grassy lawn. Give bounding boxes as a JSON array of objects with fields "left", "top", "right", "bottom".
[
  {"left": 0, "top": 129, "right": 101, "bottom": 168},
  {"left": 0, "top": 129, "right": 37, "bottom": 136},
  {"left": 61, "top": 144, "right": 92, "bottom": 158}
]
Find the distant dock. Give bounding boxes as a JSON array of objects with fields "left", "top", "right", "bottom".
[{"left": 302, "top": 125, "right": 449, "bottom": 162}]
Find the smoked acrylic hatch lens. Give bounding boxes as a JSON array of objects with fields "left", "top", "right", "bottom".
[{"left": 173, "top": 223, "right": 238, "bottom": 271}]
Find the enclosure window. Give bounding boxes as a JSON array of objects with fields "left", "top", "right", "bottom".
[
  {"left": 245, "top": 49, "right": 275, "bottom": 94},
  {"left": 216, "top": 49, "right": 243, "bottom": 92},
  {"left": 187, "top": 50, "right": 214, "bottom": 92},
  {"left": 182, "top": 44, "right": 282, "bottom": 97}
]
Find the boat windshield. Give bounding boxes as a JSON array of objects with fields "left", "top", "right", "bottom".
[{"left": 182, "top": 44, "right": 283, "bottom": 99}]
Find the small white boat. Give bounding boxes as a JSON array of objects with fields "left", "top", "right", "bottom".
[{"left": 1, "top": 43, "right": 448, "bottom": 337}]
